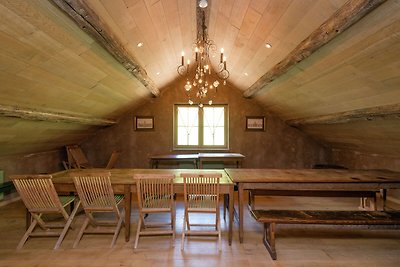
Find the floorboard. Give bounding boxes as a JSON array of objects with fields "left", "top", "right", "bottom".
[{"left": 1, "top": 194, "right": 400, "bottom": 266}]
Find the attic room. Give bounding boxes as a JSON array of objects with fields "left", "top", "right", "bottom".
[{"left": 0, "top": 0, "right": 400, "bottom": 266}]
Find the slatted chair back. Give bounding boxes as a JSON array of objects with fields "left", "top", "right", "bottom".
[
  {"left": 135, "top": 174, "right": 174, "bottom": 211},
  {"left": 180, "top": 172, "right": 222, "bottom": 250},
  {"left": 181, "top": 173, "right": 221, "bottom": 212},
  {"left": 72, "top": 172, "right": 118, "bottom": 212},
  {"left": 13, "top": 175, "right": 67, "bottom": 215},
  {"left": 133, "top": 174, "right": 175, "bottom": 249},
  {"left": 66, "top": 144, "right": 91, "bottom": 169},
  {"left": 71, "top": 171, "right": 124, "bottom": 248},
  {"left": 11, "top": 174, "right": 80, "bottom": 250}
]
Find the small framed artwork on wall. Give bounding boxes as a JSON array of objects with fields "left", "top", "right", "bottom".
[
  {"left": 246, "top": 116, "right": 265, "bottom": 131},
  {"left": 135, "top": 116, "right": 154, "bottom": 130}
]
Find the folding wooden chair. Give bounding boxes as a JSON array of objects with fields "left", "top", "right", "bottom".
[
  {"left": 11, "top": 174, "right": 80, "bottom": 250},
  {"left": 133, "top": 174, "right": 175, "bottom": 249},
  {"left": 106, "top": 151, "right": 120, "bottom": 169},
  {"left": 66, "top": 144, "right": 92, "bottom": 169},
  {"left": 181, "top": 173, "right": 221, "bottom": 250},
  {"left": 71, "top": 172, "right": 124, "bottom": 248}
]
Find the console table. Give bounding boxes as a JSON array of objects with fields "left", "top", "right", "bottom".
[{"left": 150, "top": 153, "right": 245, "bottom": 169}]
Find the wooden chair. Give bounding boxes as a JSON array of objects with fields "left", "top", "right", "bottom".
[
  {"left": 64, "top": 145, "right": 120, "bottom": 170},
  {"left": 71, "top": 172, "right": 124, "bottom": 248},
  {"left": 181, "top": 173, "right": 222, "bottom": 251},
  {"left": 106, "top": 151, "right": 120, "bottom": 169},
  {"left": 66, "top": 144, "right": 92, "bottom": 169},
  {"left": 133, "top": 174, "right": 175, "bottom": 249},
  {"left": 11, "top": 174, "right": 80, "bottom": 250}
]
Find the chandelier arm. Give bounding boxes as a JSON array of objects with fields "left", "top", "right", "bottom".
[{"left": 178, "top": 3, "right": 228, "bottom": 107}]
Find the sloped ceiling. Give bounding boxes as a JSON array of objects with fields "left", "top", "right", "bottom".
[{"left": 0, "top": 0, "right": 399, "bottom": 158}]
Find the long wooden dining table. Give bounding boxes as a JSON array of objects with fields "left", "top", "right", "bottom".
[
  {"left": 51, "top": 168, "right": 235, "bottom": 245},
  {"left": 224, "top": 168, "right": 400, "bottom": 243}
]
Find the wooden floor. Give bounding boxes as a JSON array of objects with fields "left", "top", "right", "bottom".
[{"left": 1, "top": 194, "right": 400, "bottom": 267}]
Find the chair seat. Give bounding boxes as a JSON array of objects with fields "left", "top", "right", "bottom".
[
  {"left": 114, "top": 194, "right": 124, "bottom": 204},
  {"left": 59, "top": 195, "right": 76, "bottom": 207}
]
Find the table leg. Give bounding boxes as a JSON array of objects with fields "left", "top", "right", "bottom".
[
  {"left": 124, "top": 185, "right": 131, "bottom": 242},
  {"left": 229, "top": 186, "right": 234, "bottom": 245},
  {"left": 238, "top": 183, "right": 244, "bottom": 243},
  {"left": 26, "top": 208, "right": 31, "bottom": 230}
]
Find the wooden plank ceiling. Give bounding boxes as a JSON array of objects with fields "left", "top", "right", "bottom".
[{"left": 0, "top": 0, "right": 399, "bottom": 158}]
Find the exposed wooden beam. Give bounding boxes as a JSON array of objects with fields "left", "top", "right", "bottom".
[
  {"left": 287, "top": 103, "right": 400, "bottom": 126},
  {"left": 243, "top": 0, "right": 387, "bottom": 98},
  {"left": 0, "top": 104, "right": 116, "bottom": 126},
  {"left": 50, "top": 0, "right": 160, "bottom": 97}
]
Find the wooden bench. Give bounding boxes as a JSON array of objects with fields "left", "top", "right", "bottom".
[
  {"left": 251, "top": 209, "right": 400, "bottom": 260},
  {"left": 248, "top": 190, "right": 381, "bottom": 211}
]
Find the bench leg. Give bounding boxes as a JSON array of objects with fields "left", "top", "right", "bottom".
[
  {"left": 248, "top": 190, "right": 255, "bottom": 210},
  {"left": 359, "top": 196, "right": 377, "bottom": 211},
  {"left": 263, "top": 222, "right": 277, "bottom": 260}
]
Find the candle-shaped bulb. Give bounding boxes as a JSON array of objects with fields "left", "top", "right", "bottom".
[{"left": 221, "top": 48, "right": 224, "bottom": 53}]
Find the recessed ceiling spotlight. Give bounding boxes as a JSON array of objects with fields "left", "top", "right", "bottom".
[
  {"left": 137, "top": 42, "right": 143, "bottom": 47},
  {"left": 156, "top": 72, "right": 160, "bottom": 75},
  {"left": 265, "top": 43, "right": 272, "bottom": 48},
  {"left": 244, "top": 72, "right": 249, "bottom": 76},
  {"left": 199, "top": 0, "right": 208, "bottom": 8}
]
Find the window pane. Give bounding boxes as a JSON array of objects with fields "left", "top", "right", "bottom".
[
  {"left": 203, "top": 107, "right": 225, "bottom": 145},
  {"left": 177, "top": 107, "right": 199, "bottom": 146}
]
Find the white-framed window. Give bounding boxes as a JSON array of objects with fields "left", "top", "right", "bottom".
[{"left": 173, "top": 104, "right": 228, "bottom": 149}]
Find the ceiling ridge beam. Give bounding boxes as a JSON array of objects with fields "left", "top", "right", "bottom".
[
  {"left": 0, "top": 104, "right": 116, "bottom": 126},
  {"left": 243, "top": 0, "right": 387, "bottom": 98},
  {"left": 50, "top": 0, "right": 160, "bottom": 97},
  {"left": 287, "top": 103, "right": 400, "bottom": 126}
]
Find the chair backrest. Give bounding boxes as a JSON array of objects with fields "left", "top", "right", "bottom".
[
  {"left": 72, "top": 172, "right": 116, "bottom": 211},
  {"left": 181, "top": 173, "right": 221, "bottom": 210},
  {"left": 134, "top": 174, "right": 174, "bottom": 210},
  {"left": 11, "top": 174, "right": 65, "bottom": 214},
  {"left": 106, "top": 151, "right": 120, "bottom": 169},
  {"left": 66, "top": 145, "right": 90, "bottom": 169}
]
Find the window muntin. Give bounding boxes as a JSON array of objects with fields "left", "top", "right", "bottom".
[
  {"left": 174, "top": 104, "right": 228, "bottom": 149},
  {"left": 177, "top": 106, "right": 199, "bottom": 146}
]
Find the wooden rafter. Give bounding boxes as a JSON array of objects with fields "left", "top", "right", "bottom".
[
  {"left": 50, "top": 0, "right": 160, "bottom": 97},
  {"left": 243, "top": 0, "right": 387, "bottom": 98},
  {"left": 287, "top": 103, "right": 400, "bottom": 126},
  {"left": 0, "top": 104, "right": 116, "bottom": 126}
]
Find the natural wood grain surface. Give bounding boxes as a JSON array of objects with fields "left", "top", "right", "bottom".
[
  {"left": 52, "top": 168, "right": 233, "bottom": 185},
  {"left": 243, "top": 0, "right": 387, "bottom": 98},
  {"left": 1, "top": 194, "right": 400, "bottom": 266},
  {"left": 225, "top": 168, "right": 400, "bottom": 183},
  {"left": 50, "top": 0, "right": 160, "bottom": 97},
  {"left": 226, "top": 168, "right": 400, "bottom": 243}
]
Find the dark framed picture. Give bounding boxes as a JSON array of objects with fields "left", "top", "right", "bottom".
[
  {"left": 135, "top": 116, "right": 154, "bottom": 130},
  {"left": 246, "top": 116, "right": 265, "bottom": 131}
]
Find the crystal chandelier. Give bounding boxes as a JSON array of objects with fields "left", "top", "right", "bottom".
[{"left": 177, "top": 1, "right": 229, "bottom": 107}]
